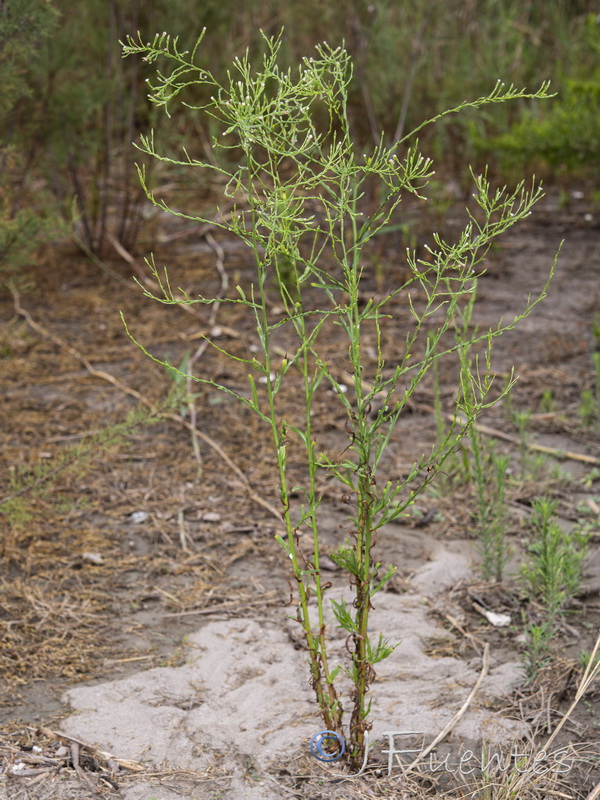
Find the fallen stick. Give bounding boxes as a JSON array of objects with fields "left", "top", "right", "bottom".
[
  {"left": 106, "top": 231, "right": 151, "bottom": 286},
  {"left": 465, "top": 417, "right": 600, "bottom": 466},
  {"left": 587, "top": 779, "right": 600, "bottom": 800},
  {"left": 420, "top": 404, "right": 600, "bottom": 466},
  {"left": 37, "top": 727, "right": 144, "bottom": 772},
  {"left": 161, "top": 593, "right": 279, "bottom": 617}
]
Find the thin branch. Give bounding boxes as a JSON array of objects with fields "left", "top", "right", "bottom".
[
  {"left": 543, "top": 631, "right": 600, "bottom": 752},
  {"left": 185, "top": 231, "right": 229, "bottom": 471}
]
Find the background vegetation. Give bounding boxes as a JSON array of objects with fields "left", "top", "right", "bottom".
[{"left": 1, "top": 0, "right": 599, "bottom": 272}]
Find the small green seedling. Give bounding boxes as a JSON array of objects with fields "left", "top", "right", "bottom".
[
  {"left": 579, "top": 328, "right": 600, "bottom": 429},
  {"left": 521, "top": 497, "right": 588, "bottom": 628}
]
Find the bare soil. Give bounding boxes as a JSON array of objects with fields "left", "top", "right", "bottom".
[{"left": 1, "top": 185, "right": 599, "bottom": 799}]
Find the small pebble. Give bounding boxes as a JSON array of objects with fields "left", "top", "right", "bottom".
[
  {"left": 129, "top": 511, "right": 149, "bottom": 524},
  {"left": 82, "top": 552, "right": 104, "bottom": 565}
]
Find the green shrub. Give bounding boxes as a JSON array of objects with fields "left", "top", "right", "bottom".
[
  {"left": 0, "top": 0, "right": 61, "bottom": 284},
  {"left": 491, "top": 13, "right": 600, "bottom": 173},
  {"left": 493, "top": 79, "right": 600, "bottom": 172}
]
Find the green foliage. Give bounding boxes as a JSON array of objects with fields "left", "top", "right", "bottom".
[
  {"left": 520, "top": 493, "right": 589, "bottom": 680},
  {"left": 504, "top": 396, "right": 560, "bottom": 483},
  {"left": 0, "top": 199, "right": 64, "bottom": 286},
  {"left": 579, "top": 353, "right": 600, "bottom": 429},
  {"left": 493, "top": 79, "right": 600, "bottom": 172},
  {"left": 491, "top": 13, "right": 600, "bottom": 173},
  {"left": 579, "top": 648, "right": 600, "bottom": 672},
  {"left": 0, "top": 497, "right": 33, "bottom": 529},
  {"left": 539, "top": 389, "right": 554, "bottom": 413},
  {"left": 164, "top": 350, "right": 198, "bottom": 417},
  {"left": 521, "top": 497, "right": 588, "bottom": 625},
  {"left": 124, "top": 30, "right": 555, "bottom": 767},
  {"left": 475, "top": 441, "right": 511, "bottom": 582},
  {"left": 579, "top": 322, "right": 600, "bottom": 429},
  {"left": 0, "top": 0, "right": 58, "bottom": 117},
  {"left": 0, "top": 0, "right": 61, "bottom": 284},
  {"left": 1, "top": 0, "right": 214, "bottom": 260},
  {"left": 453, "top": 281, "right": 511, "bottom": 582},
  {"left": 522, "top": 619, "right": 553, "bottom": 680}
]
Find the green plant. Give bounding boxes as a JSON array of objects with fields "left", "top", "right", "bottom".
[
  {"left": 505, "top": 398, "right": 556, "bottom": 482},
  {"left": 164, "top": 350, "right": 194, "bottom": 417},
  {"left": 453, "top": 278, "right": 511, "bottom": 580},
  {"left": 122, "top": 30, "right": 554, "bottom": 767},
  {"left": 579, "top": 320, "right": 600, "bottom": 429},
  {"left": 512, "top": 408, "right": 533, "bottom": 472},
  {"left": 521, "top": 497, "right": 588, "bottom": 628},
  {"left": 461, "top": 384, "right": 511, "bottom": 581},
  {"left": 579, "top": 649, "right": 600, "bottom": 673},
  {"left": 539, "top": 388, "right": 554, "bottom": 413},
  {"left": 0, "top": 0, "right": 63, "bottom": 285},
  {"left": 465, "top": 426, "right": 511, "bottom": 582},
  {"left": 493, "top": 78, "right": 600, "bottom": 173},
  {"left": 521, "top": 508, "right": 594, "bottom": 678},
  {"left": 164, "top": 349, "right": 204, "bottom": 473},
  {"left": 580, "top": 469, "right": 600, "bottom": 489},
  {"left": 522, "top": 619, "right": 553, "bottom": 679}
]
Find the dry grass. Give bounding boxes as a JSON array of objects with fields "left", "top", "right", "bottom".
[{"left": 0, "top": 723, "right": 230, "bottom": 799}]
